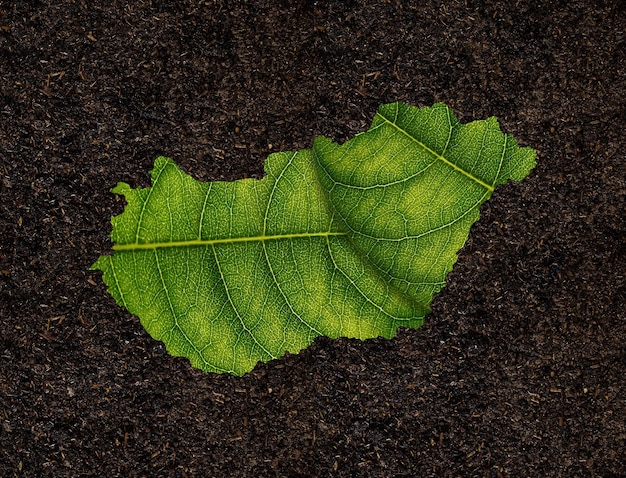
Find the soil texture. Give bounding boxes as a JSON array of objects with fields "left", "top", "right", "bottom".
[{"left": 1, "top": 1, "right": 625, "bottom": 476}]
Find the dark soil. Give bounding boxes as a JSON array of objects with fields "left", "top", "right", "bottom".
[{"left": 1, "top": 1, "right": 625, "bottom": 476}]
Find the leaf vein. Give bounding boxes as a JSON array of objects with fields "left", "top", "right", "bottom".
[{"left": 375, "top": 110, "right": 494, "bottom": 192}]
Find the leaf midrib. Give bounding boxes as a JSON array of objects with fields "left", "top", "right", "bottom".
[
  {"left": 113, "top": 231, "right": 347, "bottom": 251},
  {"left": 375, "top": 110, "right": 495, "bottom": 193}
]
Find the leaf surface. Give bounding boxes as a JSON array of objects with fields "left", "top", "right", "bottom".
[{"left": 92, "top": 102, "right": 536, "bottom": 375}]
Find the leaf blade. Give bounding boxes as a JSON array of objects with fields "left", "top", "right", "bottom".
[{"left": 92, "top": 102, "right": 536, "bottom": 375}]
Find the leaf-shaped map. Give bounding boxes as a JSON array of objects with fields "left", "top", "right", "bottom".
[{"left": 92, "top": 102, "right": 536, "bottom": 375}]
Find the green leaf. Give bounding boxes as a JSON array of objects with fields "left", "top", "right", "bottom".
[{"left": 92, "top": 102, "right": 536, "bottom": 375}]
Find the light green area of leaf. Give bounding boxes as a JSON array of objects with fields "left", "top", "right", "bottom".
[{"left": 92, "top": 102, "right": 536, "bottom": 375}]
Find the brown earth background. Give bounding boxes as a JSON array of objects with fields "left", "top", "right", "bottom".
[{"left": 1, "top": 1, "right": 625, "bottom": 477}]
